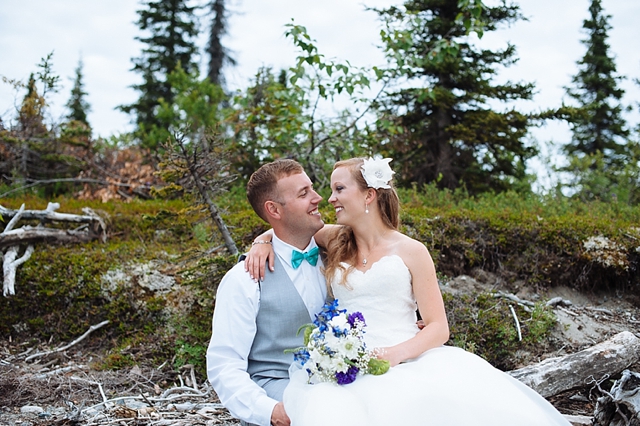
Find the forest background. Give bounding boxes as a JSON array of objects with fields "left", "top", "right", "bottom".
[{"left": 1, "top": 0, "right": 640, "bottom": 390}]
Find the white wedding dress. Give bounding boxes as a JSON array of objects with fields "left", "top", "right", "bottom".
[{"left": 283, "top": 255, "right": 571, "bottom": 426}]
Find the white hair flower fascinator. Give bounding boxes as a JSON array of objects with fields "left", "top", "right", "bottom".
[{"left": 361, "top": 158, "right": 395, "bottom": 189}]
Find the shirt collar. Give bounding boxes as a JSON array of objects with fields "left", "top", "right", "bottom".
[{"left": 272, "top": 233, "right": 319, "bottom": 269}]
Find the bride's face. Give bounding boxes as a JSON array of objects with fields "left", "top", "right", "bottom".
[{"left": 329, "top": 166, "right": 367, "bottom": 226}]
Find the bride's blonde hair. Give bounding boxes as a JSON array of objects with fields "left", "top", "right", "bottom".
[{"left": 324, "top": 158, "right": 400, "bottom": 288}]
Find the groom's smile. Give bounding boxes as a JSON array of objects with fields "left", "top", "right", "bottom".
[{"left": 273, "top": 171, "right": 324, "bottom": 247}]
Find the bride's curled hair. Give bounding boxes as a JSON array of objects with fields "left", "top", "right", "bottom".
[{"left": 324, "top": 158, "right": 400, "bottom": 288}]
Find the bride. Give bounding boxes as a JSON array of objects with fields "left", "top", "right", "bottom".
[{"left": 246, "top": 157, "right": 570, "bottom": 426}]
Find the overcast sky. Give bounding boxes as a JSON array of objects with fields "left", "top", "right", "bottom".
[{"left": 1, "top": 0, "right": 639, "bottom": 181}]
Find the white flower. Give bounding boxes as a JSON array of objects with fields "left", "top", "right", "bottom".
[
  {"left": 319, "top": 353, "right": 337, "bottom": 371},
  {"left": 361, "top": 157, "right": 395, "bottom": 189},
  {"left": 323, "top": 330, "right": 341, "bottom": 348},
  {"left": 330, "top": 356, "right": 349, "bottom": 373},
  {"left": 328, "top": 314, "right": 348, "bottom": 330},
  {"left": 336, "top": 334, "right": 362, "bottom": 359}
]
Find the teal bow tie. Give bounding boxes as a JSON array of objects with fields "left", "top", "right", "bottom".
[{"left": 291, "top": 247, "right": 319, "bottom": 269}]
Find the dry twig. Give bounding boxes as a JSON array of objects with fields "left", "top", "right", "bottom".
[
  {"left": 25, "top": 320, "right": 110, "bottom": 362},
  {"left": 508, "top": 304, "right": 522, "bottom": 341}
]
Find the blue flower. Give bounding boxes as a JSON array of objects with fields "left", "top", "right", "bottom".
[
  {"left": 293, "top": 349, "right": 310, "bottom": 365},
  {"left": 313, "top": 299, "right": 346, "bottom": 327}
]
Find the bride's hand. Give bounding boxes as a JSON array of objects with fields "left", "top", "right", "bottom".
[
  {"left": 374, "top": 347, "right": 403, "bottom": 368},
  {"left": 244, "top": 240, "right": 275, "bottom": 281}
]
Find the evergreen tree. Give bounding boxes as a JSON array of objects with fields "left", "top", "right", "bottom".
[
  {"left": 120, "top": 0, "right": 199, "bottom": 147},
  {"left": 207, "top": 0, "right": 234, "bottom": 86},
  {"left": 374, "top": 0, "right": 538, "bottom": 194},
  {"left": 18, "top": 73, "right": 47, "bottom": 137},
  {"left": 564, "top": 0, "right": 628, "bottom": 166},
  {"left": 66, "top": 58, "right": 91, "bottom": 126}
]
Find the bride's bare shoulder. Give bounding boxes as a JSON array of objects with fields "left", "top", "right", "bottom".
[
  {"left": 393, "top": 231, "right": 428, "bottom": 251},
  {"left": 392, "top": 232, "right": 432, "bottom": 267}
]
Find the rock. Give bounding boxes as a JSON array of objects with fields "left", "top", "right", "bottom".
[
  {"left": 20, "top": 405, "right": 43, "bottom": 414},
  {"left": 552, "top": 307, "right": 629, "bottom": 347},
  {"left": 440, "top": 275, "right": 485, "bottom": 295}
]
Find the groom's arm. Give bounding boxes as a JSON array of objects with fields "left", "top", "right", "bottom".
[{"left": 206, "top": 264, "right": 278, "bottom": 426}]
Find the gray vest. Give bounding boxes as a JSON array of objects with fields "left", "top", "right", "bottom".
[{"left": 246, "top": 256, "right": 312, "bottom": 384}]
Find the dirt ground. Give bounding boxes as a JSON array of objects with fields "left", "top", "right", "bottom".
[{"left": 2, "top": 274, "right": 640, "bottom": 426}]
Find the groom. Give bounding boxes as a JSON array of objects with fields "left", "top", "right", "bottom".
[{"left": 206, "top": 159, "right": 327, "bottom": 426}]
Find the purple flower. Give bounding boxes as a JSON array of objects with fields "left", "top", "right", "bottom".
[
  {"left": 335, "top": 366, "right": 359, "bottom": 385},
  {"left": 347, "top": 311, "right": 366, "bottom": 327}
]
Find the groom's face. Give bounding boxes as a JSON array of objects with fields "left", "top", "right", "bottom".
[{"left": 275, "top": 171, "right": 324, "bottom": 237}]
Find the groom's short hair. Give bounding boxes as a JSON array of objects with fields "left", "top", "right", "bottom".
[{"left": 247, "top": 159, "right": 304, "bottom": 222}]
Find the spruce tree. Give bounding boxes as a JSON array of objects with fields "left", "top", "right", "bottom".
[
  {"left": 374, "top": 0, "right": 537, "bottom": 194},
  {"left": 564, "top": 0, "right": 628, "bottom": 166},
  {"left": 19, "top": 74, "right": 47, "bottom": 137},
  {"left": 121, "top": 0, "right": 199, "bottom": 147},
  {"left": 66, "top": 58, "right": 91, "bottom": 126},
  {"left": 207, "top": 0, "right": 234, "bottom": 86}
]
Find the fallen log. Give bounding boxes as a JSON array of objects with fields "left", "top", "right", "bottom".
[{"left": 509, "top": 331, "right": 640, "bottom": 398}]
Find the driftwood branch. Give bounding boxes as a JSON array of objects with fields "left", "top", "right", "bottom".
[
  {"left": 509, "top": 331, "right": 640, "bottom": 398},
  {"left": 1, "top": 202, "right": 95, "bottom": 223},
  {"left": 1, "top": 202, "right": 107, "bottom": 296},
  {"left": 25, "top": 320, "right": 110, "bottom": 362},
  {"left": 0, "top": 225, "right": 101, "bottom": 248},
  {"left": 593, "top": 369, "right": 640, "bottom": 426},
  {"left": 508, "top": 304, "right": 522, "bottom": 341},
  {"left": 3, "top": 203, "right": 26, "bottom": 231},
  {"left": 33, "top": 364, "right": 86, "bottom": 379},
  {"left": 0, "top": 202, "right": 106, "bottom": 247},
  {"left": 3, "top": 244, "right": 34, "bottom": 296},
  {"left": 2, "top": 203, "right": 32, "bottom": 295},
  {"left": 493, "top": 291, "right": 535, "bottom": 309}
]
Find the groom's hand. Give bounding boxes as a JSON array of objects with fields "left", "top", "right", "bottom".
[{"left": 270, "top": 402, "right": 290, "bottom": 426}]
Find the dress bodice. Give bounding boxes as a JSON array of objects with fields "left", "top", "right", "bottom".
[{"left": 331, "top": 255, "right": 420, "bottom": 349}]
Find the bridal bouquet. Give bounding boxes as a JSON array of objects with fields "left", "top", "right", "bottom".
[{"left": 290, "top": 299, "right": 389, "bottom": 385}]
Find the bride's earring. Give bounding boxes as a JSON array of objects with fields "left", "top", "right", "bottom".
[{"left": 365, "top": 202, "right": 369, "bottom": 214}]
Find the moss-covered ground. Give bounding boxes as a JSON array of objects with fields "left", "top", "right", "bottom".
[{"left": 1, "top": 186, "right": 639, "bottom": 379}]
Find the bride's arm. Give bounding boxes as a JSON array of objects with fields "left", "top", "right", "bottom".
[
  {"left": 377, "top": 239, "right": 449, "bottom": 367},
  {"left": 244, "top": 229, "right": 275, "bottom": 281},
  {"left": 244, "top": 225, "right": 339, "bottom": 280}
]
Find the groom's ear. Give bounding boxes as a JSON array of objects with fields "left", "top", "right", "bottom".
[{"left": 264, "top": 200, "right": 282, "bottom": 220}]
